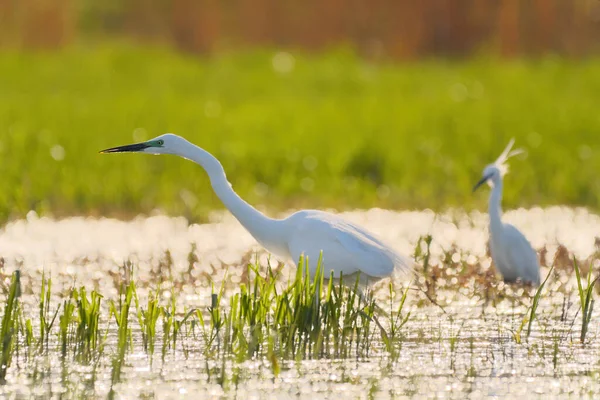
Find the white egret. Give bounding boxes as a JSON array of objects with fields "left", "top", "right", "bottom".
[
  {"left": 101, "top": 134, "right": 414, "bottom": 284},
  {"left": 473, "top": 138, "right": 540, "bottom": 286}
]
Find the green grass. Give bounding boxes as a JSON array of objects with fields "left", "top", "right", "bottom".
[
  {"left": 134, "top": 286, "right": 161, "bottom": 362},
  {"left": 2, "top": 43, "right": 600, "bottom": 221},
  {"left": 526, "top": 264, "right": 554, "bottom": 340},
  {"left": 73, "top": 287, "right": 103, "bottom": 362},
  {"left": 196, "top": 258, "right": 383, "bottom": 363},
  {"left": 511, "top": 264, "right": 554, "bottom": 344},
  {"left": 573, "top": 258, "right": 598, "bottom": 343},
  {"left": 0, "top": 258, "right": 409, "bottom": 385},
  {"left": 0, "top": 244, "right": 597, "bottom": 395},
  {"left": 38, "top": 272, "right": 58, "bottom": 353},
  {"left": 108, "top": 277, "right": 135, "bottom": 397},
  {"left": 0, "top": 271, "right": 20, "bottom": 383}
]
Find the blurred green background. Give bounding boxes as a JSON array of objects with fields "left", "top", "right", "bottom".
[{"left": 2, "top": 1, "right": 600, "bottom": 222}]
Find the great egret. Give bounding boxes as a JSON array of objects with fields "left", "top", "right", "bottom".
[
  {"left": 473, "top": 138, "right": 540, "bottom": 286},
  {"left": 101, "top": 134, "right": 414, "bottom": 284}
]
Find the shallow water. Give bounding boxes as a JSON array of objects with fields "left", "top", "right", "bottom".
[
  {"left": 2, "top": 206, "right": 599, "bottom": 289},
  {"left": 0, "top": 207, "right": 599, "bottom": 398}
]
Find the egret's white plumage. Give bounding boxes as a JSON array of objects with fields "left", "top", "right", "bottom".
[
  {"left": 101, "top": 134, "right": 414, "bottom": 284},
  {"left": 473, "top": 138, "right": 540, "bottom": 286}
]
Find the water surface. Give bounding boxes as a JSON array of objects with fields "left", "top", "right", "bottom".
[{"left": 0, "top": 207, "right": 599, "bottom": 398}]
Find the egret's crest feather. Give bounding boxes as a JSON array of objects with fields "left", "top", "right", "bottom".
[{"left": 493, "top": 138, "right": 525, "bottom": 175}]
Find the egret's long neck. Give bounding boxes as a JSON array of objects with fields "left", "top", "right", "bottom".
[
  {"left": 178, "top": 143, "right": 285, "bottom": 248},
  {"left": 488, "top": 178, "right": 504, "bottom": 230}
]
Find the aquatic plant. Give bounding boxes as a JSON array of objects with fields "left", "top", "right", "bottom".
[
  {"left": 73, "top": 287, "right": 103, "bottom": 362},
  {"left": 526, "top": 264, "right": 555, "bottom": 340},
  {"left": 109, "top": 278, "right": 135, "bottom": 392},
  {"left": 2, "top": 242, "right": 598, "bottom": 397},
  {"left": 573, "top": 258, "right": 597, "bottom": 344},
  {"left": 39, "top": 273, "right": 59, "bottom": 354},
  {"left": 58, "top": 292, "right": 75, "bottom": 358},
  {"left": 134, "top": 286, "right": 161, "bottom": 361},
  {"left": 381, "top": 282, "right": 411, "bottom": 359},
  {"left": 0, "top": 271, "right": 21, "bottom": 382}
]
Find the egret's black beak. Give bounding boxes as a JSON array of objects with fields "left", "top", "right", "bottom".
[
  {"left": 472, "top": 174, "right": 491, "bottom": 192},
  {"left": 100, "top": 142, "right": 150, "bottom": 154}
]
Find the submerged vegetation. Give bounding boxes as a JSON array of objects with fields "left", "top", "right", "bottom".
[
  {"left": 0, "top": 230, "right": 598, "bottom": 396},
  {"left": 0, "top": 259, "right": 404, "bottom": 375},
  {"left": 573, "top": 258, "right": 598, "bottom": 344}
]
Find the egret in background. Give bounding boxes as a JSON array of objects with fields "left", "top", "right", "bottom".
[
  {"left": 473, "top": 138, "right": 540, "bottom": 286},
  {"left": 101, "top": 134, "right": 414, "bottom": 284}
]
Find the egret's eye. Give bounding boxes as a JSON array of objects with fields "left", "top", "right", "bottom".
[{"left": 157, "top": 140, "right": 164, "bottom": 146}]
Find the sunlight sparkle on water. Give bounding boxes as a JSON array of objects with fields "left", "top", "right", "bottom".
[{"left": 0, "top": 207, "right": 599, "bottom": 398}]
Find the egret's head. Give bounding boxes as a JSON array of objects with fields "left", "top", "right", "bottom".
[
  {"left": 100, "top": 133, "right": 186, "bottom": 155},
  {"left": 473, "top": 138, "right": 524, "bottom": 192},
  {"left": 473, "top": 164, "right": 502, "bottom": 191}
]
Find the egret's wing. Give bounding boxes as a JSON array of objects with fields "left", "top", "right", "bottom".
[
  {"left": 503, "top": 223, "right": 540, "bottom": 284},
  {"left": 333, "top": 220, "right": 413, "bottom": 277},
  {"left": 287, "top": 212, "right": 413, "bottom": 279},
  {"left": 288, "top": 228, "right": 366, "bottom": 278}
]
